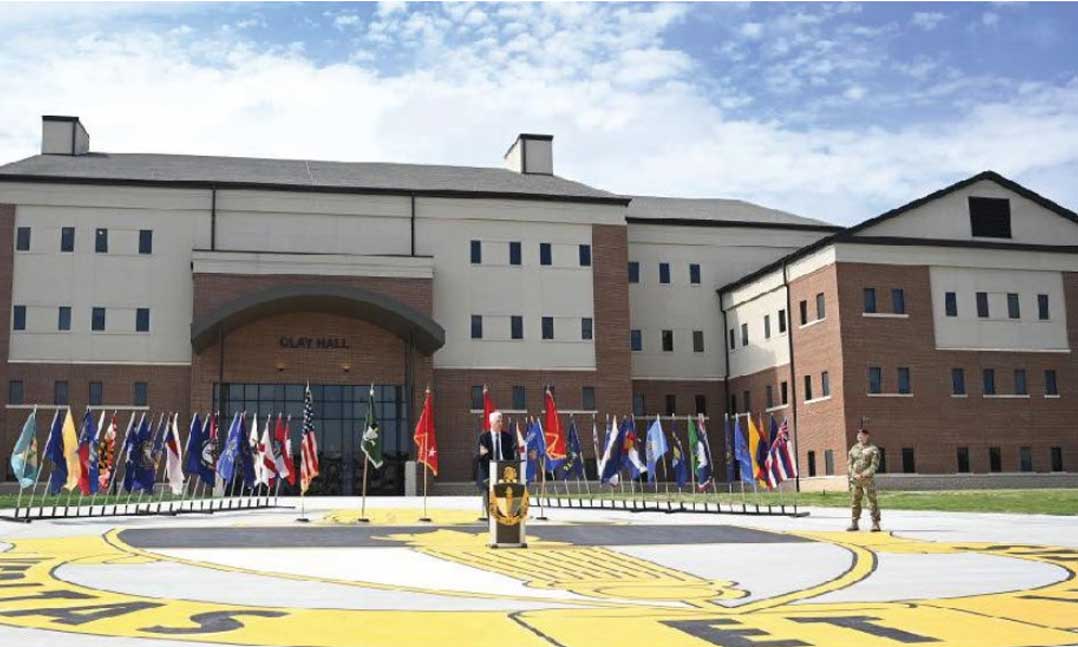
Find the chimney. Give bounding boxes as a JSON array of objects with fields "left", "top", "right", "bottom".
[
  {"left": 503, "top": 133, "right": 553, "bottom": 175},
  {"left": 42, "top": 115, "right": 90, "bottom": 156}
]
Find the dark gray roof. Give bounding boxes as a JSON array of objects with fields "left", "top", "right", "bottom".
[
  {"left": 626, "top": 195, "right": 832, "bottom": 227},
  {"left": 0, "top": 152, "right": 627, "bottom": 204}
]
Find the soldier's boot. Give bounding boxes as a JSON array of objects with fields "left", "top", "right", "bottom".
[
  {"left": 846, "top": 519, "right": 859, "bottom": 532},
  {"left": 871, "top": 519, "right": 881, "bottom": 532}
]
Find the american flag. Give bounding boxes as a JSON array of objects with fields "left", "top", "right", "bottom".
[
  {"left": 300, "top": 383, "right": 320, "bottom": 494},
  {"left": 764, "top": 418, "right": 798, "bottom": 489}
]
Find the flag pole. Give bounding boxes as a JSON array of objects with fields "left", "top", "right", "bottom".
[
  {"left": 13, "top": 406, "right": 38, "bottom": 520},
  {"left": 358, "top": 451, "right": 370, "bottom": 523}
]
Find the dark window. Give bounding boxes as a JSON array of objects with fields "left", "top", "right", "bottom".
[
  {"left": 136, "top": 308, "right": 150, "bottom": 332},
  {"left": 824, "top": 449, "right": 835, "bottom": 476},
  {"left": 58, "top": 306, "right": 71, "bottom": 331},
  {"left": 764, "top": 315, "right": 771, "bottom": 339},
  {"left": 138, "top": 229, "right": 153, "bottom": 254},
  {"left": 12, "top": 305, "right": 26, "bottom": 331},
  {"left": 54, "top": 380, "right": 69, "bottom": 405},
  {"left": 952, "top": 368, "right": 966, "bottom": 395},
  {"left": 694, "top": 394, "right": 706, "bottom": 415},
  {"left": 60, "top": 226, "right": 74, "bottom": 252},
  {"left": 470, "top": 315, "right": 483, "bottom": 339},
  {"left": 581, "top": 317, "right": 593, "bottom": 340},
  {"left": 868, "top": 367, "right": 882, "bottom": 394},
  {"left": 945, "top": 291, "right": 958, "bottom": 317},
  {"left": 892, "top": 288, "right": 906, "bottom": 315},
  {"left": 1019, "top": 447, "right": 1033, "bottom": 472},
  {"left": 542, "top": 316, "right": 554, "bottom": 340},
  {"left": 807, "top": 451, "right": 817, "bottom": 477},
  {"left": 692, "top": 330, "right": 704, "bottom": 353},
  {"left": 863, "top": 288, "right": 877, "bottom": 313},
  {"left": 628, "top": 262, "right": 640, "bottom": 283},
  {"left": 902, "top": 447, "right": 916, "bottom": 473},
  {"left": 470, "top": 386, "right": 484, "bottom": 410},
  {"left": 799, "top": 300, "right": 808, "bottom": 325},
  {"left": 89, "top": 381, "right": 103, "bottom": 406},
  {"left": 766, "top": 385, "right": 774, "bottom": 408},
  {"left": 1014, "top": 369, "right": 1027, "bottom": 395},
  {"left": 1045, "top": 369, "right": 1059, "bottom": 396},
  {"left": 15, "top": 227, "right": 30, "bottom": 251},
  {"left": 957, "top": 447, "right": 970, "bottom": 473},
  {"left": 728, "top": 328, "right": 735, "bottom": 350},
  {"left": 989, "top": 446, "right": 1002, "bottom": 472},
  {"left": 778, "top": 309, "right": 787, "bottom": 333},
  {"left": 470, "top": 240, "right": 481, "bottom": 264},
  {"left": 743, "top": 390, "right": 751, "bottom": 413},
  {"left": 821, "top": 371, "right": 831, "bottom": 397},
  {"left": 133, "top": 382, "right": 148, "bottom": 407},
  {"left": 740, "top": 323, "right": 748, "bottom": 346},
  {"left": 92, "top": 307, "right": 106, "bottom": 331},
  {"left": 579, "top": 244, "right": 591, "bottom": 267},
  {"left": 969, "top": 196, "right": 1012, "bottom": 238},
  {"left": 630, "top": 329, "right": 642, "bottom": 351},
  {"left": 780, "top": 381, "right": 789, "bottom": 405},
  {"left": 633, "top": 393, "right": 646, "bottom": 417},
  {"left": 582, "top": 386, "right": 596, "bottom": 410},
  {"left": 1038, "top": 294, "right": 1049, "bottom": 320},
  {"left": 816, "top": 292, "right": 825, "bottom": 319},
  {"left": 95, "top": 228, "right": 108, "bottom": 253},
  {"left": 878, "top": 447, "right": 888, "bottom": 474},
  {"left": 659, "top": 262, "right": 670, "bottom": 284},
  {"left": 512, "top": 386, "right": 526, "bottom": 410},
  {"left": 664, "top": 394, "right": 676, "bottom": 416},
  {"left": 661, "top": 329, "right": 673, "bottom": 352},
  {"left": 1051, "top": 447, "right": 1063, "bottom": 472},
  {"left": 511, "top": 315, "right": 523, "bottom": 340},
  {"left": 8, "top": 380, "right": 24, "bottom": 405},
  {"left": 983, "top": 368, "right": 996, "bottom": 395},
  {"left": 897, "top": 367, "right": 911, "bottom": 394},
  {"left": 1007, "top": 293, "right": 1020, "bottom": 319},
  {"left": 976, "top": 292, "right": 989, "bottom": 318},
  {"left": 729, "top": 394, "right": 737, "bottom": 412},
  {"left": 803, "top": 374, "right": 813, "bottom": 401},
  {"left": 509, "top": 241, "right": 521, "bottom": 266},
  {"left": 539, "top": 243, "right": 552, "bottom": 266},
  {"left": 689, "top": 263, "right": 701, "bottom": 285}
]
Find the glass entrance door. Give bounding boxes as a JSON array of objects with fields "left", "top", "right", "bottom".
[{"left": 212, "top": 383, "right": 408, "bottom": 495}]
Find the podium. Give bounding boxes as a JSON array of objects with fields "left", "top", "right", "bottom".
[{"left": 488, "top": 460, "right": 528, "bottom": 548}]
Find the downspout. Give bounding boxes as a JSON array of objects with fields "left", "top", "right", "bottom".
[
  {"left": 719, "top": 293, "right": 732, "bottom": 481},
  {"left": 210, "top": 186, "right": 217, "bottom": 251},
  {"left": 410, "top": 193, "right": 416, "bottom": 257},
  {"left": 783, "top": 260, "right": 801, "bottom": 492}
]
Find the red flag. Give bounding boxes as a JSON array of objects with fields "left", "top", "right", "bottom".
[
  {"left": 283, "top": 415, "right": 297, "bottom": 486},
  {"left": 413, "top": 388, "right": 438, "bottom": 476},
  {"left": 544, "top": 387, "right": 566, "bottom": 460},
  {"left": 482, "top": 385, "right": 496, "bottom": 430}
]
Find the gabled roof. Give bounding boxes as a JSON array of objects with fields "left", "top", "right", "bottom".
[{"left": 625, "top": 195, "right": 838, "bottom": 231}]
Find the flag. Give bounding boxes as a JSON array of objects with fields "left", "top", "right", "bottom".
[
  {"left": 590, "top": 419, "right": 601, "bottom": 478},
  {"left": 271, "top": 414, "right": 290, "bottom": 483},
  {"left": 645, "top": 415, "right": 668, "bottom": 477},
  {"left": 198, "top": 413, "right": 217, "bottom": 487},
  {"left": 76, "top": 409, "right": 100, "bottom": 495},
  {"left": 115, "top": 413, "right": 138, "bottom": 493},
  {"left": 623, "top": 420, "right": 648, "bottom": 480},
  {"left": 45, "top": 409, "right": 65, "bottom": 495},
  {"left": 256, "top": 413, "right": 275, "bottom": 486},
  {"left": 122, "top": 414, "right": 149, "bottom": 493},
  {"left": 413, "top": 387, "right": 438, "bottom": 476},
  {"left": 59, "top": 407, "right": 81, "bottom": 492},
  {"left": 697, "top": 414, "right": 716, "bottom": 490},
  {"left": 598, "top": 416, "right": 626, "bottom": 485},
  {"left": 516, "top": 419, "right": 527, "bottom": 462},
  {"left": 749, "top": 414, "right": 770, "bottom": 488},
  {"left": 10, "top": 408, "right": 40, "bottom": 489},
  {"left": 482, "top": 385, "right": 502, "bottom": 458},
  {"left": 183, "top": 412, "right": 203, "bottom": 477},
  {"left": 165, "top": 413, "right": 184, "bottom": 495},
  {"left": 96, "top": 413, "right": 119, "bottom": 492},
  {"left": 362, "top": 384, "right": 384, "bottom": 468},
  {"left": 556, "top": 420, "right": 585, "bottom": 480},
  {"left": 216, "top": 412, "right": 243, "bottom": 484},
  {"left": 240, "top": 413, "right": 257, "bottom": 488},
  {"left": 282, "top": 415, "right": 297, "bottom": 487},
  {"left": 543, "top": 388, "right": 566, "bottom": 460},
  {"left": 688, "top": 414, "right": 711, "bottom": 490},
  {"left": 764, "top": 417, "right": 799, "bottom": 488},
  {"left": 670, "top": 431, "right": 690, "bottom": 489},
  {"left": 733, "top": 415, "right": 755, "bottom": 485},
  {"left": 523, "top": 419, "right": 547, "bottom": 483},
  {"left": 134, "top": 413, "right": 164, "bottom": 493},
  {"left": 300, "top": 383, "right": 320, "bottom": 494},
  {"left": 724, "top": 413, "right": 735, "bottom": 482}
]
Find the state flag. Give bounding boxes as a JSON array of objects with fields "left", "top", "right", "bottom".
[
  {"left": 413, "top": 387, "right": 438, "bottom": 477},
  {"left": 10, "top": 408, "right": 40, "bottom": 489}
]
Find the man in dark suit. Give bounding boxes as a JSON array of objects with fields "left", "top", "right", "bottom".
[{"left": 476, "top": 410, "right": 517, "bottom": 518}]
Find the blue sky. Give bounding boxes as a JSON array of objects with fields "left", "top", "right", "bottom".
[{"left": 2, "top": 2, "right": 1077, "bottom": 224}]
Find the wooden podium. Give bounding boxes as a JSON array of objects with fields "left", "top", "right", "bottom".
[{"left": 488, "top": 460, "right": 528, "bottom": 548}]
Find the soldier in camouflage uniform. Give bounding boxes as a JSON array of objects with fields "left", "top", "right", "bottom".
[{"left": 847, "top": 427, "right": 881, "bottom": 532}]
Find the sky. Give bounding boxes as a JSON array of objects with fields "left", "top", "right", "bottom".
[{"left": 1, "top": 1, "right": 1077, "bottom": 225}]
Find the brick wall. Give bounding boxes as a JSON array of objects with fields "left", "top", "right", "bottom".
[{"left": 592, "top": 224, "right": 633, "bottom": 417}]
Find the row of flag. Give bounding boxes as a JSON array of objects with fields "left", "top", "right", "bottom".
[{"left": 730, "top": 413, "right": 798, "bottom": 489}]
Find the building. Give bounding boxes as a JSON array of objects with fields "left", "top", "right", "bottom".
[{"left": 0, "top": 115, "right": 1074, "bottom": 492}]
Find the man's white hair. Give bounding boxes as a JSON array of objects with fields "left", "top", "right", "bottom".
[{"left": 488, "top": 410, "right": 503, "bottom": 425}]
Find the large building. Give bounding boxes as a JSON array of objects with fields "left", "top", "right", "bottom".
[{"left": 0, "top": 115, "right": 1073, "bottom": 492}]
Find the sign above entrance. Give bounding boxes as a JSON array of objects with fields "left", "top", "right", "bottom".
[{"left": 279, "top": 336, "right": 351, "bottom": 350}]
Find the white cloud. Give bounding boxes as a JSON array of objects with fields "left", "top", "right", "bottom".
[
  {"left": 739, "top": 22, "right": 763, "bottom": 39},
  {"left": 982, "top": 11, "right": 1000, "bottom": 27},
  {"left": 911, "top": 12, "right": 946, "bottom": 31},
  {"left": 843, "top": 85, "right": 866, "bottom": 101},
  {"left": 333, "top": 14, "right": 361, "bottom": 30}
]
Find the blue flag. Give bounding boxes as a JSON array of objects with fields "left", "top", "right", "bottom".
[
  {"left": 734, "top": 415, "right": 755, "bottom": 485},
  {"left": 134, "top": 415, "right": 161, "bottom": 493},
  {"left": 239, "top": 414, "right": 256, "bottom": 488},
  {"left": 724, "top": 414, "right": 735, "bottom": 482},
  {"left": 198, "top": 414, "right": 217, "bottom": 487},
  {"left": 45, "top": 410, "right": 67, "bottom": 495},
  {"left": 599, "top": 417, "right": 626, "bottom": 485},
  {"left": 670, "top": 432, "right": 689, "bottom": 489},
  {"left": 121, "top": 414, "right": 145, "bottom": 493},
  {"left": 216, "top": 412, "right": 243, "bottom": 484},
  {"left": 10, "top": 409, "right": 40, "bottom": 489},
  {"left": 524, "top": 420, "right": 547, "bottom": 483},
  {"left": 77, "top": 410, "right": 100, "bottom": 495},
  {"left": 183, "top": 413, "right": 203, "bottom": 477},
  {"left": 556, "top": 421, "right": 585, "bottom": 481},
  {"left": 645, "top": 416, "right": 668, "bottom": 476}
]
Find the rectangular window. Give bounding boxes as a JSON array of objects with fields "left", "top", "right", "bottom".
[
  {"left": 957, "top": 447, "right": 970, "bottom": 473},
  {"left": 821, "top": 371, "right": 830, "bottom": 397},
  {"left": 92, "top": 307, "right": 106, "bottom": 331},
  {"left": 134, "top": 382, "right": 148, "bottom": 407},
  {"left": 952, "top": 368, "right": 966, "bottom": 395},
  {"left": 470, "top": 386, "right": 483, "bottom": 410},
  {"left": 579, "top": 244, "right": 591, "bottom": 267},
  {"left": 1045, "top": 369, "right": 1058, "bottom": 396},
  {"left": 897, "top": 367, "right": 911, "bottom": 394},
  {"left": 89, "top": 381, "right": 103, "bottom": 406},
  {"left": 1051, "top": 447, "right": 1064, "bottom": 472},
  {"left": 983, "top": 368, "right": 996, "bottom": 395},
  {"left": 902, "top": 447, "right": 916, "bottom": 473},
  {"left": 1038, "top": 294, "right": 1049, "bottom": 320},
  {"left": 661, "top": 329, "right": 673, "bottom": 352},
  {"left": 689, "top": 263, "right": 701, "bottom": 285},
  {"left": 740, "top": 323, "right": 748, "bottom": 346},
  {"left": 1019, "top": 447, "right": 1033, "bottom": 472},
  {"left": 743, "top": 390, "right": 751, "bottom": 413},
  {"left": 989, "top": 446, "right": 1002, "bottom": 472},
  {"left": 510, "top": 315, "right": 523, "bottom": 340},
  {"left": 799, "top": 300, "right": 808, "bottom": 325},
  {"left": 692, "top": 330, "right": 704, "bottom": 353},
  {"left": 969, "top": 196, "right": 1012, "bottom": 238},
  {"left": 633, "top": 393, "right": 646, "bottom": 417},
  {"left": 470, "top": 315, "right": 483, "bottom": 339},
  {"left": 868, "top": 366, "right": 882, "bottom": 394},
  {"left": 512, "top": 386, "right": 526, "bottom": 410},
  {"left": 138, "top": 229, "right": 153, "bottom": 255},
  {"left": 766, "top": 385, "right": 774, "bottom": 408},
  {"left": 945, "top": 291, "right": 958, "bottom": 317},
  {"left": 1014, "top": 369, "right": 1027, "bottom": 395},
  {"left": 628, "top": 261, "right": 639, "bottom": 283},
  {"left": 542, "top": 316, "right": 554, "bottom": 340},
  {"left": 976, "top": 292, "right": 989, "bottom": 318},
  {"left": 60, "top": 226, "right": 75, "bottom": 252},
  {"left": 582, "top": 386, "right": 596, "bottom": 410},
  {"left": 15, "top": 226, "right": 30, "bottom": 251},
  {"left": 803, "top": 374, "right": 813, "bottom": 401},
  {"left": 728, "top": 328, "right": 735, "bottom": 350},
  {"left": 95, "top": 228, "right": 108, "bottom": 253},
  {"left": 764, "top": 314, "right": 771, "bottom": 339},
  {"left": 816, "top": 292, "right": 825, "bottom": 319},
  {"left": 58, "top": 306, "right": 71, "bottom": 331},
  {"left": 630, "top": 329, "right": 642, "bottom": 351},
  {"left": 8, "top": 380, "right": 24, "bottom": 405},
  {"left": 863, "top": 288, "right": 877, "bottom": 314},
  {"left": 664, "top": 394, "right": 676, "bottom": 416},
  {"left": 729, "top": 394, "right": 737, "bottom": 413},
  {"left": 892, "top": 288, "right": 906, "bottom": 315},
  {"left": 807, "top": 451, "right": 817, "bottom": 477},
  {"left": 780, "top": 381, "right": 789, "bottom": 405},
  {"left": 878, "top": 448, "right": 888, "bottom": 474},
  {"left": 539, "top": 243, "right": 552, "bottom": 266},
  {"left": 509, "top": 241, "right": 521, "bottom": 266},
  {"left": 54, "top": 380, "right": 69, "bottom": 405},
  {"left": 136, "top": 308, "right": 150, "bottom": 333},
  {"left": 824, "top": 449, "right": 835, "bottom": 476},
  {"left": 659, "top": 262, "right": 670, "bottom": 284},
  {"left": 1007, "top": 293, "right": 1020, "bottom": 319},
  {"left": 581, "top": 317, "right": 593, "bottom": 341},
  {"left": 694, "top": 394, "right": 706, "bottom": 415},
  {"left": 12, "top": 305, "right": 26, "bottom": 331},
  {"left": 778, "top": 309, "right": 787, "bottom": 333},
  {"left": 470, "top": 240, "right": 481, "bottom": 264}
]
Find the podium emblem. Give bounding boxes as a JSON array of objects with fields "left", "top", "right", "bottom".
[{"left": 489, "top": 466, "right": 528, "bottom": 526}]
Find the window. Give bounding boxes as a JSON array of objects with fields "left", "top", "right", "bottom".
[
  {"left": 511, "top": 315, "right": 523, "bottom": 340},
  {"left": 12, "top": 305, "right": 26, "bottom": 331},
  {"left": 1045, "top": 369, "right": 1059, "bottom": 396},
  {"left": 630, "top": 329, "right": 642, "bottom": 351},
  {"left": 969, "top": 196, "right": 1012, "bottom": 238},
  {"left": 60, "top": 226, "right": 75, "bottom": 252},
  {"left": 628, "top": 262, "right": 639, "bottom": 283},
  {"left": 868, "top": 367, "right": 882, "bottom": 394},
  {"left": 58, "top": 306, "right": 71, "bottom": 331},
  {"left": 694, "top": 394, "right": 707, "bottom": 415},
  {"left": 807, "top": 451, "right": 817, "bottom": 477},
  {"left": 509, "top": 242, "right": 521, "bottom": 266},
  {"left": 95, "top": 228, "right": 108, "bottom": 253},
  {"left": 878, "top": 448, "right": 888, "bottom": 474},
  {"left": 89, "top": 381, "right": 103, "bottom": 406},
  {"left": 1007, "top": 293, "right": 1020, "bottom": 319},
  {"left": 799, "top": 300, "right": 808, "bottom": 325},
  {"left": 989, "top": 447, "right": 1002, "bottom": 472},
  {"left": 945, "top": 291, "right": 958, "bottom": 317},
  {"left": 892, "top": 288, "right": 905, "bottom": 315},
  {"left": 778, "top": 309, "right": 787, "bottom": 333},
  {"left": 729, "top": 394, "right": 737, "bottom": 413},
  {"left": 512, "top": 386, "right": 526, "bottom": 410},
  {"left": 136, "top": 308, "right": 150, "bottom": 333},
  {"left": 816, "top": 293, "right": 825, "bottom": 320},
  {"left": 742, "top": 390, "right": 751, "bottom": 412},
  {"left": 692, "top": 330, "right": 704, "bottom": 353},
  {"left": 740, "top": 323, "right": 748, "bottom": 346},
  {"left": 138, "top": 229, "right": 153, "bottom": 255},
  {"left": 470, "top": 315, "right": 483, "bottom": 339},
  {"left": 952, "top": 368, "right": 966, "bottom": 395},
  {"left": 15, "top": 226, "right": 30, "bottom": 251},
  {"left": 976, "top": 292, "right": 989, "bottom": 318},
  {"left": 983, "top": 368, "right": 996, "bottom": 395},
  {"left": 633, "top": 393, "right": 646, "bottom": 417},
  {"left": 133, "top": 382, "right": 146, "bottom": 407},
  {"left": 1019, "top": 447, "right": 1033, "bottom": 472},
  {"left": 664, "top": 394, "right": 676, "bottom": 416},
  {"left": 897, "top": 367, "right": 911, "bottom": 394},
  {"left": 581, "top": 317, "right": 593, "bottom": 341},
  {"left": 803, "top": 374, "right": 813, "bottom": 401},
  {"left": 957, "top": 447, "right": 970, "bottom": 473},
  {"left": 902, "top": 447, "right": 916, "bottom": 473},
  {"left": 661, "top": 329, "right": 673, "bottom": 352},
  {"left": 1051, "top": 447, "right": 1064, "bottom": 472},
  {"left": 728, "top": 328, "right": 735, "bottom": 350},
  {"left": 539, "top": 243, "right": 552, "bottom": 266},
  {"left": 92, "top": 307, "right": 106, "bottom": 331},
  {"left": 9, "top": 380, "right": 24, "bottom": 405},
  {"left": 689, "top": 264, "right": 701, "bottom": 285},
  {"left": 780, "top": 381, "right": 789, "bottom": 405},
  {"left": 470, "top": 386, "right": 484, "bottom": 410},
  {"left": 1037, "top": 294, "right": 1049, "bottom": 320},
  {"left": 1014, "top": 369, "right": 1027, "bottom": 395},
  {"left": 542, "top": 316, "right": 554, "bottom": 340},
  {"left": 579, "top": 244, "right": 591, "bottom": 267},
  {"left": 821, "top": 371, "right": 831, "bottom": 397},
  {"left": 469, "top": 240, "right": 481, "bottom": 264},
  {"left": 659, "top": 262, "right": 670, "bottom": 284},
  {"left": 764, "top": 315, "right": 771, "bottom": 339},
  {"left": 54, "top": 380, "right": 69, "bottom": 405},
  {"left": 824, "top": 449, "right": 835, "bottom": 476},
  {"left": 863, "top": 288, "right": 877, "bottom": 314},
  {"left": 766, "top": 385, "right": 774, "bottom": 408},
  {"left": 582, "top": 386, "right": 596, "bottom": 410}
]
